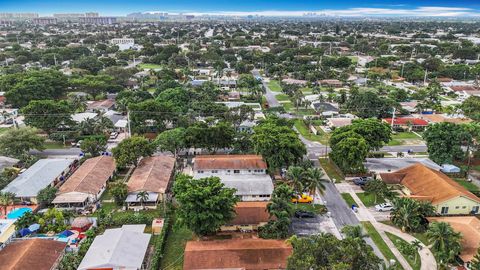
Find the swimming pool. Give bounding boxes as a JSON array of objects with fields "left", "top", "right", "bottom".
[{"left": 7, "top": 208, "right": 32, "bottom": 219}]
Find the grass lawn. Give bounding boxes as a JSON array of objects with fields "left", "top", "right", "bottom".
[
  {"left": 319, "top": 158, "right": 344, "bottom": 182},
  {"left": 44, "top": 141, "right": 69, "bottom": 149},
  {"left": 454, "top": 178, "right": 480, "bottom": 193},
  {"left": 411, "top": 232, "right": 430, "bottom": 246},
  {"left": 356, "top": 192, "right": 385, "bottom": 207},
  {"left": 386, "top": 232, "right": 421, "bottom": 270},
  {"left": 276, "top": 93, "right": 290, "bottom": 101},
  {"left": 138, "top": 63, "right": 163, "bottom": 70},
  {"left": 387, "top": 140, "right": 404, "bottom": 146},
  {"left": 392, "top": 132, "right": 420, "bottom": 140},
  {"left": 267, "top": 80, "right": 282, "bottom": 92},
  {"left": 292, "top": 203, "right": 327, "bottom": 214},
  {"left": 161, "top": 217, "right": 194, "bottom": 270},
  {"left": 294, "top": 119, "right": 330, "bottom": 144},
  {"left": 300, "top": 87, "right": 312, "bottom": 94},
  {"left": 362, "top": 221, "right": 402, "bottom": 269},
  {"left": 341, "top": 193, "right": 356, "bottom": 207},
  {"left": 0, "top": 127, "right": 10, "bottom": 135}
]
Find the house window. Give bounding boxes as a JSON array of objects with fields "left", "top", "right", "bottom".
[
  {"left": 211, "top": 170, "right": 218, "bottom": 173},
  {"left": 441, "top": 207, "right": 449, "bottom": 214},
  {"left": 197, "top": 170, "right": 204, "bottom": 174},
  {"left": 234, "top": 170, "right": 240, "bottom": 174},
  {"left": 462, "top": 206, "right": 467, "bottom": 209},
  {"left": 472, "top": 206, "right": 479, "bottom": 214},
  {"left": 455, "top": 206, "right": 459, "bottom": 209}
]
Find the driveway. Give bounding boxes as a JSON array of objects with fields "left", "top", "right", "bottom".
[{"left": 291, "top": 214, "right": 341, "bottom": 239}]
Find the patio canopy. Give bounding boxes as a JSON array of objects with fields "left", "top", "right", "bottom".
[{"left": 125, "top": 192, "right": 159, "bottom": 203}]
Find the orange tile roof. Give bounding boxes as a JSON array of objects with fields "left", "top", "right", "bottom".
[
  {"left": 228, "top": 202, "right": 272, "bottom": 226},
  {"left": 58, "top": 156, "right": 115, "bottom": 195},
  {"left": 194, "top": 155, "right": 267, "bottom": 171},
  {"left": 184, "top": 239, "right": 292, "bottom": 270},
  {"left": 427, "top": 216, "right": 480, "bottom": 262},
  {"left": 381, "top": 163, "right": 480, "bottom": 205},
  {"left": 0, "top": 239, "right": 66, "bottom": 270},
  {"left": 127, "top": 155, "right": 175, "bottom": 193}
]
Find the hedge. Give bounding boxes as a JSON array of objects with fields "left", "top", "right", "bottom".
[{"left": 149, "top": 211, "right": 172, "bottom": 270}]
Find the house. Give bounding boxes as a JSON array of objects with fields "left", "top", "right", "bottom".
[
  {"left": 415, "top": 113, "right": 472, "bottom": 125},
  {"left": 221, "top": 201, "right": 271, "bottom": 232},
  {"left": 380, "top": 163, "right": 480, "bottom": 215},
  {"left": 0, "top": 219, "right": 15, "bottom": 250},
  {"left": 427, "top": 216, "right": 480, "bottom": 269},
  {"left": 71, "top": 112, "right": 98, "bottom": 123},
  {"left": 326, "top": 118, "right": 353, "bottom": 129},
  {"left": 78, "top": 225, "right": 151, "bottom": 270},
  {"left": 365, "top": 158, "right": 441, "bottom": 174},
  {"left": 0, "top": 156, "right": 19, "bottom": 172},
  {"left": 281, "top": 78, "right": 307, "bottom": 86},
  {"left": 125, "top": 155, "right": 176, "bottom": 210},
  {"left": 311, "top": 102, "right": 339, "bottom": 117},
  {"left": 193, "top": 155, "right": 273, "bottom": 201},
  {"left": 0, "top": 239, "right": 66, "bottom": 270},
  {"left": 382, "top": 117, "right": 429, "bottom": 131},
  {"left": 2, "top": 159, "right": 74, "bottom": 204},
  {"left": 86, "top": 99, "right": 115, "bottom": 112},
  {"left": 53, "top": 156, "right": 115, "bottom": 210},
  {"left": 319, "top": 79, "right": 343, "bottom": 88},
  {"left": 183, "top": 239, "right": 292, "bottom": 270}
]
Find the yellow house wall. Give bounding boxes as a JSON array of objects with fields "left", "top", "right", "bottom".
[
  {"left": 0, "top": 222, "right": 16, "bottom": 244},
  {"left": 435, "top": 196, "right": 480, "bottom": 215}
]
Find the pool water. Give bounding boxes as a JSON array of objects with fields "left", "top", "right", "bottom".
[{"left": 7, "top": 208, "right": 32, "bottom": 219}]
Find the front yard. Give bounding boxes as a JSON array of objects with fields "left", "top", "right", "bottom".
[
  {"left": 356, "top": 192, "right": 386, "bottom": 207},
  {"left": 319, "top": 158, "right": 344, "bottom": 182},
  {"left": 294, "top": 119, "right": 330, "bottom": 144}
]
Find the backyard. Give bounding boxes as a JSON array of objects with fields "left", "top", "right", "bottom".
[{"left": 160, "top": 215, "right": 194, "bottom": 270}]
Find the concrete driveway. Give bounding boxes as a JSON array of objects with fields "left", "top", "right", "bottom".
[{"left": 291, "top": 214, "right": 341, "bottom": 238}]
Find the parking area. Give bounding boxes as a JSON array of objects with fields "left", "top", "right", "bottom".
[{"left": 291, "top": 214, "right": 341, "bottom": 238}]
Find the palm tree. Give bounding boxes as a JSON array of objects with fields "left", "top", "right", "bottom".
[
  {"left": 304, "top": 167, "right": 328, "bottom": 197},
  {"left": 341, "top": 225, "right": 366, "bottom": 239},
  {"left": 426, "top": 222, "right": 462, "bottom": 264},
  {"left": 136, "top": 191, "right": 150, "bottom": 210},
  {"left": 0, "top": 192, "right": 15, "bottom": 216},
  {"left": 391, "top": 198, "right": 421, "bottom": 232},
  {"left": 411, "top": 240, "right": 423, "bottom": 264},
  {"left": 286, "top": 166, "right": 306, "bottom": 194}
]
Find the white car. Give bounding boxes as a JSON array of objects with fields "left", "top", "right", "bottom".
[
  {"left": 375, "top": 203, "right": 394, "bottom": 212},
  {"left": 109, "top": 132, "right": 119, "bottom": 140}
]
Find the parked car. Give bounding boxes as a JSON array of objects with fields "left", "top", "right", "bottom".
[
  {"left": 291, "top": 194, "right": 313, "bottom": 204},
  {"left": 294, "top": 210, "right": 315, "bottom": 218},
  {"left": 71, "top": 140, "right": 83, "bottom": 148},
  {"left": 353, "top": 177, "right": 372, "bottom": 186},
  {"left": 375, "top": 203, "right": 394, "bottom": 212},
  {"left": 109, "top": 132, "right": 118, "bottom": 139}
]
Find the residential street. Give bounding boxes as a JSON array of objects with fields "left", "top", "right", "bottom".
[{"left": 251, "top": 69, "right": 281, "bottom": 108}]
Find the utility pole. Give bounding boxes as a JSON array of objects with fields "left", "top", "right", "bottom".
[
  {"left": 53, "top": 53, "right": 57, "bottom": 66},
  {"left": 390, "top": 107, "right": 396, "bottom": 130},
  {"left": 127, "top": 110, "right": 131, "bottom": 138},
  {"left": 423, "top": 69, "right": 428, "bottom": 85}
]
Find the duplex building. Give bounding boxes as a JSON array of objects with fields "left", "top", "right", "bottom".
[
  {"left": 221, "top": 201, "right": 271, "bottom": 232},
  {"left": 193, "top": 155, "right": 274, "bottom": 201}
]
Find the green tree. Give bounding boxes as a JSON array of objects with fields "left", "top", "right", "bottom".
[
  {"left": 260, "top": 183, "right": 294, "bottom": 239},
  {"left": 0, "top": 127, "right": 45, "bottom": 158},
  {"left": 304, "top": 167, "right": 328, "bottom": 196},
  {"left": 461, "top": 96, "right": 480, "bottom": 122},
  {"left": 286, "top": 166, "right": 306, "bottom": 194},
  {"left": 471, "top": 247, "right": 480, "bottom": 270},
  {"left": 173, "top": 174, "right": 239, "bottom": 236},
  {"left": 363, "top": 179, "right": 390, "bottom": 203},
  {"left": 72, "top": 55, "right": 104, "bottom": 74},
  {"left": 80, "top": 137, "right": 107, "bottom": 157},
  {"left": 154, "top": 128, "right": 186, "bottom": 158},
  {"left": 0, "top": 191, "right": 15, "bottom": 217},
  {"left": 426, "top": 222, "right": 462, "bottom": 265},
  {"left": 22, "top": 100, "right": 73, "bottom": 134},
  {"left": 423, "top": 122, "right": 471, "bottom": 164},
  {"left": 37, "top": 186, "right": 57, "bottom": 206},
  {"left": 390, "top": 198, "right": 435, "bottom": 232},
  {"left": 341, "top": 225, "right": 366, "bottom": 239},
  {"left": 112, "top": 136, "right": 154, "bottom": 168},
  {"left": 70, "top": 75, "right": 121, "bottom": 99},
  {"left": 330, "top": 137, "right": 369, "bottom": 174},
  {"left": 136, "top": 190, "right": 150, "bottom": 209},
  {"left": 109, "top": 181, "right": 128, "bottom": 206}
]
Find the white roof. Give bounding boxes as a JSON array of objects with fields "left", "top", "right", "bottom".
[
  {"left": 114, "top": 119, "right": 128, "bottom": 128},
  {"left": 72, "top": 112, "right": 97, "bottom": 123},
  {"left": 2, "top": 159, "right": 73, "bottom": 198},
  {"left": 78, "top": 225, "right": 151, "bottom": 270},
  {"left": 194, "top": 174, "right": 274, "bottom": 196}
]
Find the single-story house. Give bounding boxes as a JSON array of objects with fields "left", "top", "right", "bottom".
[
  {"left": 2, "top": 159, "right": 74, "bottom": 204},
  {"left": 0, "top": 219, "right": 15, "bottom": 250},
  {"left": 415, "top": 113, "right": 472, "bottom": 125},
  {"left": 319, "top": 79, "right": 343, "bottom": 88},
  {"left": 86, "top": 99, "right": 115, "bottom": 112},
  {"left": 53, "top": 156, "right": 115, "bottom": 210},
  {"left": 427, "top": 216, "right": 480, "bottom": 269},
  {"left": 365, "top": 158, "right": 441, "bottom": 174},
  {"left": 380, "top": 163, "right": 480, "bottom": 215},
  {"left": 126, "top": 155, "right": 175, "bottom": 210},
  {"left": 382, "top": 117, "right": 429, "bottom": 131},
  {"left": 0, "top": 239, "right": 66, "bottom": 270},
  {"left": 78, "top": 224, "right": 151, "bottom": 270},
  {"left": 311, "top": 102, "right": 339, "bottom": 117},
  {"left": 326, "top": 118, "right": 353, "bottom": 129},
  {"left": 221, "top": 201, "right": 271, "bottom": 232},
  {"left": 281, "top": 78, "right": 307, "bottom": 86},
  {"left": 183, "top": 239, "right": 292, "bottom": 270},
  {"left": 71, "top": 112, "right": 98, "bottom": 123},
  {"left": 0, "top": 156, "right": 19, "bottom": 172}
]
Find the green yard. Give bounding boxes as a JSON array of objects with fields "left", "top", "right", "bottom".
[
  {"left": 392, "top": 132, "right": 420, "bottom": 140},
  {"left": 44, "top": 141, "right": 70, "bottom": 149},
  {"left": 276, "top": 93, "right": 290, "bottom": 101},
  {"left": 294, "top": 119, "right": 330, "bottom": 144},
  {"left": 319, "top": 158, "right": 344, "bottom": 182},
  {"left": 356, "top": 192, "right": 385, "bottom": 207},
  {"left": 0, "top": 127, "right": 10, "bottom": 135},
  {"left": 161, "top": 217, "right": 194, "bottom": 270},
  {"left": 138, "top": 63, "right": 163, "bottom": 70},
  {"left": 362, "top": 221, "right": 402, "bottom": 270},
  {"left": 267, "top": 80, "right": 282, "bottom": 92},
  {"left": 293, "top": 203, "right": 328, "bottom": 214},
  {"left": 386, "top": 232, "right": 421, "bottom": 270},
  {"left": 454, "top": 178, "right": 479, "bottom": 193},
  {"left": 341, "top": 193, "right": 356, "bottom": 207}
]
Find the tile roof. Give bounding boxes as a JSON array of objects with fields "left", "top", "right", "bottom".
[
  {"left": 228, "top": 202, "right": 272, "bottom": 226},
  {"left": 194, "top": 155, "right": 267, "bottom": 171},
  {"left": 380, "top": 163, "right": 480, "bottom": 205},
  {"left": 427, "top": 216, "right": 480, "bottom": 262},
  {"left": 184, "top": 239, "right": 292, "bottom": 270},
  {"left": 127, "top": 155, "right": 175, "bottom": 194},
  {"left": 58, "top": 156, "right": 115, "bottom": 195},
  {"left": 0, "top": 239, "right": 66, "bottom": 270},
  {"left": 383, "top": 118, "right": 429, "bottom": 126}
]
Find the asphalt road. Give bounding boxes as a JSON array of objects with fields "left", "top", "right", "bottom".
[
  {"left": 251, "top": 69, "right": 281, "bottom": 108},
  {"left": 30, "top": 148, "right": 83, "bottom": 157}
]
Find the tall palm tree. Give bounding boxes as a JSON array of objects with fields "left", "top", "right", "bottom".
[
  {"left": 136, "top": 191, "right": 150, "bottom": 210},
  {"left": 305, "top": 167, "right": 328, "bottom": 197},
  {"left": 286, "top": 166, "right": 305, "bottom": 194},
  {"left": 0, "top": 192, "right": 15, "bottom": 216},
  {"left": 426, "top": 222, "right": 462, "bottom": 264},
  {"left": 411, "top": 240, "right": 423, "bottom": 264},
  {"left": 391, "top": 199, "right": 421, "bottom": 232}
]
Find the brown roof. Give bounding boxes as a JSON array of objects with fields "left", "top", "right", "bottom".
[
  {"left": 418, "top": 114, "right": 472, "bottom": 124},
  {"left": 127, "top": 155, "right": 175, "bottom": 193},
  {"left": 427, "top": 216, "right": 480, "bottom": 262},
  {"left": 379, "top": 173, "right": 405, "bottom": 184},
  {"left": 194, "top": 155, "right": 267, "bottom": 171},
  {"left": 0, "top": 239, "right": 66, "bottom": 270},
  {"left": 184, "top": 239, "right": 292, "bottom": 270},
  {"left": 58, "top": 156, "right": 115, "bottom": 195},
  {"left": 450, "top": 85, "right": 480, "bottom": 92},
  {"left": 228, "top": 202, "right": 271, "bottom": 226},
  {"left": 381, "top": 163, "right": 480, "bottom": 205},
  {"left": 87, "top": 99, "right": 115, "bottom": 110}
]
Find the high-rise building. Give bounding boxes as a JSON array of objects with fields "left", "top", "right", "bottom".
[
  {"left": 79, "top": 17, "right": 116, "bottom": 24},
  {"left": 0, "top": 13, "right": 38, "bottom": 19},
  {"left": 33, "top": 17, "right": 57, "bottom": 25}
]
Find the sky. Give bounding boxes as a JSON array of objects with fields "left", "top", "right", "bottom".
[{"left": 1, "top": 0, "right": 480, "bottom": 17}]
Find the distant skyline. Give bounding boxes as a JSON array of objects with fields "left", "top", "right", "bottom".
[{"left": 1, "top": 0, "right": 480, "bottom": 17}]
